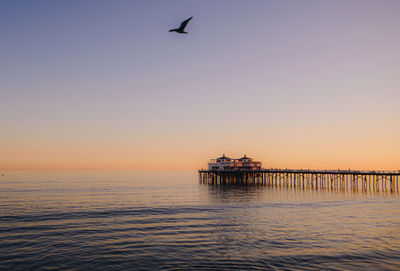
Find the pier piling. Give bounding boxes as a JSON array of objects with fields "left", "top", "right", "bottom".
[{"left": 199, "top": 169, "right": 400, "bottom": 193}]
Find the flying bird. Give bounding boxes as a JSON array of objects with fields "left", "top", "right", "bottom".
[{"left": 169, "top": 16, "right": 193, "bottom": 34}]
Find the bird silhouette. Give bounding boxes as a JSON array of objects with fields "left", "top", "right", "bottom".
[{"left": 169, "top": 17, "right": 193, "bottom": 34}]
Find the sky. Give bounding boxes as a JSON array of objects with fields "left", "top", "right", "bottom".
[{"left": 1, "top": 0, "right": 400, "bottom": 170}]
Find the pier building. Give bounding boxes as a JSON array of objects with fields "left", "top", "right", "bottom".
[{"left": 208, "top": 154, "right": 262, "bottom": 171}]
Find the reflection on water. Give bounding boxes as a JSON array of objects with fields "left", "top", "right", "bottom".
[
  {"left": 1, "top": 171, "right": 400, "bottom": 270},
  {"left": 206, "top": 185, "right": 266, "bottom": 204},
  {"left": 206, "top": 182, "right": 400, "bottom": 199}
]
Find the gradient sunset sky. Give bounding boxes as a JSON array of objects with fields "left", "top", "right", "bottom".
[{"left": 1, "top": 0, "right": 399, "bottom": 170}]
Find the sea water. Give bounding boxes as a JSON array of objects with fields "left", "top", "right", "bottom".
[{"left": 1, "top": 171, "right": 400, "bottom": 270}]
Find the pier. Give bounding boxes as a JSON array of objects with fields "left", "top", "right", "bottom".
[{"left": 198, "top": 169, "right": 400, "bottom": 193}]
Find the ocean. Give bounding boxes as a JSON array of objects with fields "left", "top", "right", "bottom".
[{"left": 1, "top": 171, "right": 400, "bottom": 270}]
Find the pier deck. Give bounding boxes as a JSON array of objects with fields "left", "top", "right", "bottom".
[{"left": 199, "top": 169, "right": 400, "bottom": 192}]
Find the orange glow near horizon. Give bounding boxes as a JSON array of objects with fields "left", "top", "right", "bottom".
[{"left": 1, "top": 125, "right": 399, "bottom": 171}]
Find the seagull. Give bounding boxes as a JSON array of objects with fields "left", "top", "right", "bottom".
[{"left": 169, "top": 16, "right": 193, "bottom": 34}]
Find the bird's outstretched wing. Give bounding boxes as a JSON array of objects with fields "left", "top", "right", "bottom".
[{"left": 179, "top": 16, "right": 193, "bottom": 31}]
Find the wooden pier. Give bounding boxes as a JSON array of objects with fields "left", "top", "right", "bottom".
[{"left": 198, "top": 169, "right": 400, "bottom": 193}]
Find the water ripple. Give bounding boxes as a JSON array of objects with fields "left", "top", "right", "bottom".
[{"left": 1, "top": 172, "right": 400, "bottom": 270}]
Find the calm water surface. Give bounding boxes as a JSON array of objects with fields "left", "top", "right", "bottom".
[{"left": 1, "top": 171, "right": 400, "bottom": 270}]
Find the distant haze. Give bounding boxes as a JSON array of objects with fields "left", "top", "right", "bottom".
[{"left": 1, "top": 0, "right": 399, "bottom": 170}]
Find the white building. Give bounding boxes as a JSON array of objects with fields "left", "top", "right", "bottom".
[{"left": 208, "top": 154, "right": 262, "bottom": 171}]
